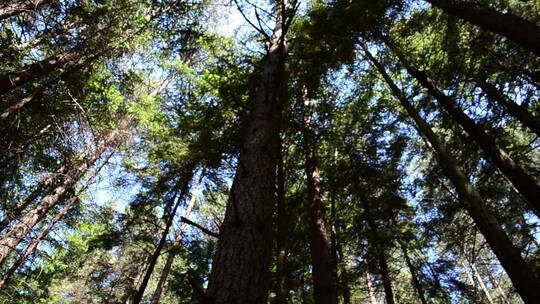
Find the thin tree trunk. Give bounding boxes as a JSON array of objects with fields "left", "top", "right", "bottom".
[
  {"left": 470, "top": 260, "right": 495, "bottom": 304},
  {"left": 0, "top": 0, "right": 51, "bottom": 20},
  {"left": 0, "top": 49, "right": 80, "bottom": 96},
  {"left": 362, "top": 198, "right": 394, "bottom": 304},
  {"left": 363, "top": 47, "right": 540, "bottom": 304},
  {"left": 477, "top": 79, "right": 540, "bottom": 137},
  {"left": 399, "top": 241, "right": 428, "bottom": 304},
  {"left": 205, "top": 3, "right": 289, "bottom": 302},
  {"left": 366, "top": 271, "right": 378, "bottom": 304},
  {"left": 481, "top": 258, "right": 511, "bottom": 304},
  {"left": 275, "top": 142, "right": 289, "bottom": 304},
  {"left": 132, "top": 169, "right": 194, "bottom": 304},
  {"left": 302, "top": 92, "right": 338, "bottom": 304},
  {"left": 426, "top": 0, "right": 540, "bottom": 56},
  {"left": 150, "top": 175, "right": 202, "bottom": 304},
  {"left": 0, "top": 83, "right": 46, "bottom": 120},
  {"left": 385, "top": 40, "right": 540, "bottom": 216},
  {"left": 0, "top": 123, "right": 125, "bottom": 266}
]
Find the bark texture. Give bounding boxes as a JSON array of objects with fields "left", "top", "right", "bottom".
[
  {"left": 363, "top": 47, "right": 540, "bottom": 304},
  {"left": 0, "top": 0, "right": 51, "bottom": 20},
  {"left": 205, "top": 5, "right": 288, "bottom": 303},
  {"left": 426, "top": 0, "right": 540, "bottom": 56},
  {"left": 275, "top": 143, "right": 289, "bottom": 304}
]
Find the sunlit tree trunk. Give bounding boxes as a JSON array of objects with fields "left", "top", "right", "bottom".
[
  {"left": 366, "top": 271, "right": 378, "bottom": 304},
  {"left": 386, "top": 40, "right": 540, "bottom": 216},
  {"left": 470, "top": 260, "right": 495, "bottom": 304},
  {"left": 205, "top": 2, "right": 289, "bottom": 302},
  {"left": 481, "top": 257, "right": 511, "bottom": 304},
  {"left": 0, "top": 123, "right": 126, "bottom": 266},
  {"left": 0, "top": 0, "right": 51, "bottom": 20},
  {"left": 363, "top": 47, "right": 540, "bottom": 304},
  {"left": 426, "top": 0, "right": 540, "bottom": 56},
  {"left": 0, "top": 49, "right": 81, "bottom": 96}
]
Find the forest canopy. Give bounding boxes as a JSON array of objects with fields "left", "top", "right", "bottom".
[{"left": 0, "top": 0, "right": 539, "bottom": 303}]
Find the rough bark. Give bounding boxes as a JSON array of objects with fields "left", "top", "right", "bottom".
[
  {"left": 399, "top": 241, "right": 428, "bottom": 304},
  {"left": 386, "top": 41, "right": 540, "bottom": 216},
  {"left": 132, "top": 170, "right": 194, "bottom": 304},
  {"left": 302, "top": 101, "right": 338, "bottom": 304},
  {"left": 426, "top": 0, "right": 540, "bottom": 56},
  {"left": 0, "top": 49, "right": 80, "bottom": 96},
  {"left": 0, "top": 123, "right": 125, "bottom": 266},
  {"left": 275, "top": 143, "right": 289, "bottom": 304},
  {"left": 0, "top": 0, "right": 51, "bottom": 20},
  {"left": 363, "top": 47, "right": 540, "bottom": 304},
  {"left": 204, "top": 3, "right": 289, "bottom": 302},
  {"left": 150, "top": 179, "right": 202, "bottom": 304},
  {"left": 477, "top": 79, "right": 540, "bottom": 137}
]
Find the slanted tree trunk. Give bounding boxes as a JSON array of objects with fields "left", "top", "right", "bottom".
[
  {"left": 426, "top": 0, "right": 540, "bottom": 56},
  {"left": 385, "top": 40, "right": 540, "bottom": 216},
  {"left": 132, "top": 169, "right": 194, "bottom": 304},
  {"left": 0, "top": 82, "right": 46, "bottom": 120},
  {"left": 0, "top": 122, "right": 126, "bottom": 266},
  {"left": 150, "top": 175, "right": 202, "bottom": 304},
  {"left": 481, "top": 257, "right": 511, "bottom": 304},
  {"left": 0, "top": 49, "right": 81, "bottom": 96},
  {"left": 399, "top": 241, "right": 428, "bottom": 304},
  {"left": 476, "top": 79, "right": 540, "bottom": 137},
  {"left": 470, "top": 259, "right": 495, "bottom": 304},
  {"left": 275, "top": 142, "right": 289, "bottom": 304},
  {"left": 0, "top": 0, "right": 51, "bottom": 20},
  {"left": 302, "top": 95, "right": 338, "bottom": 304},
  {"left": 205, "top": 2, "right": 289, "bottom": 303},
  {"left": 363, "top": 47, "right": 540, "bottom": 304}
]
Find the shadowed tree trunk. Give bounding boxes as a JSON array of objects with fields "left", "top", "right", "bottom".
[
  {"left": 132, "top": 167, "right": 194, "bottom": 304},
  {"left": 0, "top": 0, "right": 51, "bottom": 20},
  {"left": 363, "top": 47, "right": 540, "bottom": 304},
  {"left": 204, "top": 2, "right": 290, "bottom": 302},
  {"left": 426, "top": 0, "right": 540, "bottom": 56},
  {"left": 302, "top": 93, "right": 338, "bottom": 304},
  {"left": 399, "top": 241, "right": 428, "bottom": 304},
  {"left": 385, "top": 40, "right": 540, "bottom": 216},
  {"left": 0, "top": 121, "right": 127, "bottom": 266},
  {"left": 150, "top": 175, "right": 202, "bottom": 304},
  {"left": 0, "top": 49, "right": 81, "bottom": 96},
  {"left": 275, "top": 141, "right": 289, "bottom": 304},
  {"left": 476, "top": 79, "right": 540, "bottom": 137}
]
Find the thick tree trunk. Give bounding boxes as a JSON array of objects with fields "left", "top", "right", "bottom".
[
  {"left": 399, "top": 241, "right": 428, "bottom": 304},
  {"left": 150, "top": 177, "right": 201, "bottom": 304},
  {"left": 205, "top": 4, "right": 288, "bottom": 303},
  {"left": 275, "top": 143, "right": 289, "bottom": 304},
  {"left": 0, "top": 49, "right": 80, "bottom": 96},
  {"left": 0, "top": 0, "right": 51, "bottom": 20},
  {"left": 426, "top": 0, "right": 540, "bottom": 56},
  {"left": 477, "top": 79, "right": 540, "bottom": 137},
  {"left": 302, "top": 101, "right": 338, "bottom": 304},
  {"left": 386, "top": 41, "right": 540, "bottom": 216},
  {"left": 132, "top": 170, "right": 194, "bottom": 304},
  {"left": 363, "top": 48, "right": 540, "bottom": 304},
  {"left": 0, "top": 123, "right": 125, "bottom": 266}
]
